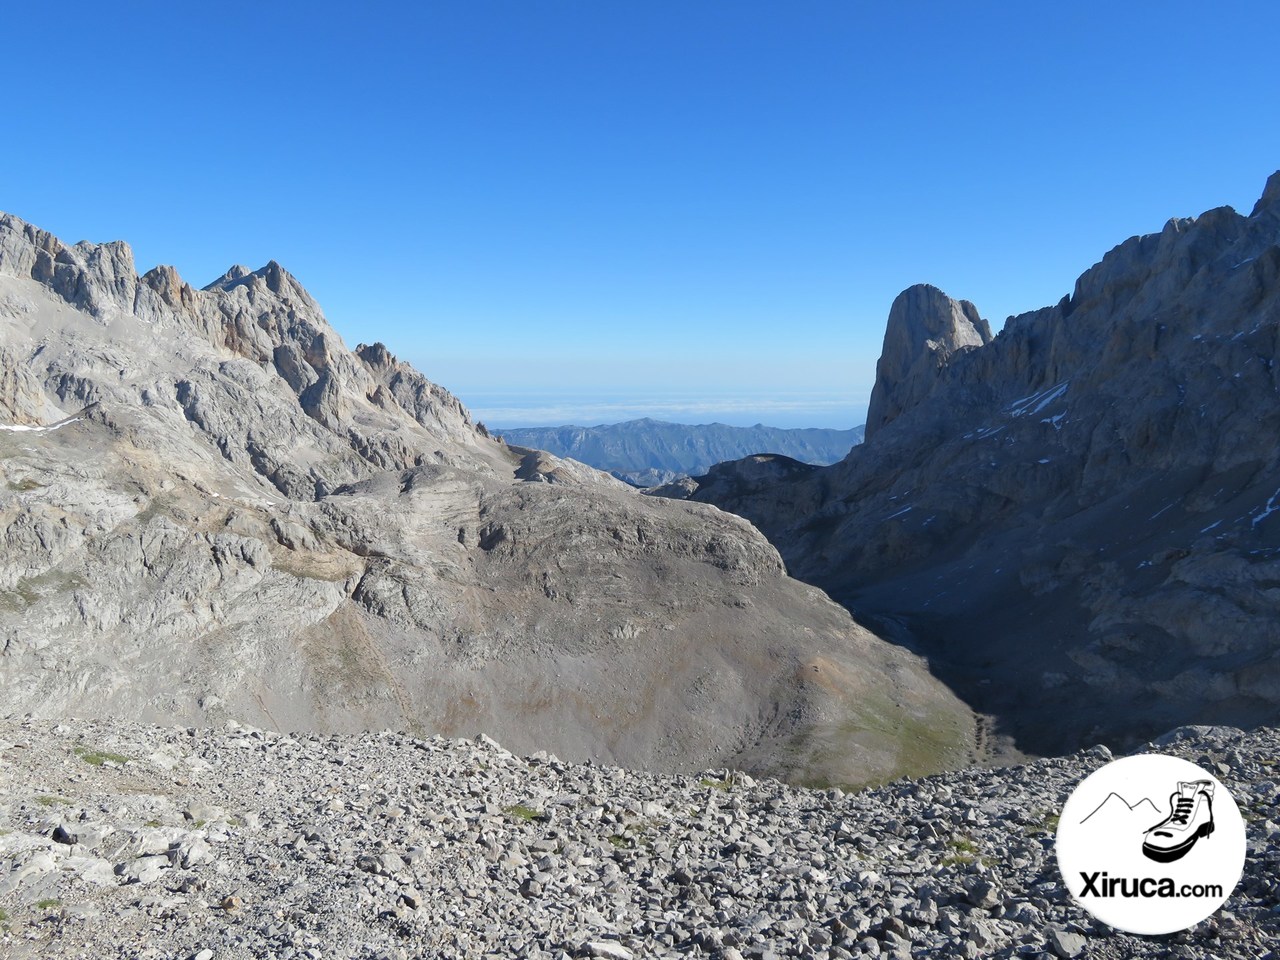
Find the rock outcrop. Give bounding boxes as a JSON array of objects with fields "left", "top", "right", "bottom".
[
  {"left": 0, "top": 212, "right": 974, "bottom": 788},
  {"left": 864, "top": 284, "right": 992, "bottom": 439},
  {"left": 693, "top": 172, "right": 1280, "bottom": 757}
]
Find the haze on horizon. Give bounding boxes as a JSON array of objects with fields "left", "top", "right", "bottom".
[{"left": 2, "top": 1, "right": 1278, "bottom": 429}]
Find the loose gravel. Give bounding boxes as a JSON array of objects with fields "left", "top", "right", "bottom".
[{"left": 1, "top": 719, "right": 1276, "bottom": 959}]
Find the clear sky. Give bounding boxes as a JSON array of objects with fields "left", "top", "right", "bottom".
[{"left": 3, "top": 2, "right": 1278, "bottom": 428}]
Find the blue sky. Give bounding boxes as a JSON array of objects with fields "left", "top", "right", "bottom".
[{"left": 3, "top": 2, "right": 1279, "bottom": 428}]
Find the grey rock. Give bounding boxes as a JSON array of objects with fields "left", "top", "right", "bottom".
[
  {"left": 963, "top": 878, "right": 1000, "bottom": 909},
  {"left": 865, "top": 284, "right": 992, "bottom": 440},
  {"left": 118, "top": 854, "right": 169, "bottom": 885},
  {"left": 1047, "top": 928, "right": 1086, "bottom": 958},
  {"left": 581, "top": 942, "right": 634, "bottom": 960}
]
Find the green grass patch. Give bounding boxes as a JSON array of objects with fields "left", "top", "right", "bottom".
[
  {"left": 0, "top": 570, "right": 88, "bottom": 612},
  {"left": 607, "top": 818, "right": 660, "bottom": 851},
  {"left": 504, "top": 804, "right": 542, "bottom": 822},
  {"left": 1021, "top": 809, "right": 1060, "bottom": 836},
  {"left": 699, "top": 777, "right": 731, "bottom": 792},
  {"left": 5, "top": 477, "right": 42, "bottom": 492},
  {"left": 74, "top": 745, "right": 131, "bottom": 767},
  {"left": 145, "top": 819, "right": 162, "bottom": 828},
  {"left": 942, "top": 833, "right": 987, "bottom": 867},
  {"left": 35, "top": 899, "right": 61, "bottom": 911},
  {"left": 35, "top": 795, "right": 72, "bottom": 807},
  {"left": 784, "top": 688, "right": 973, "bottom": 792}
]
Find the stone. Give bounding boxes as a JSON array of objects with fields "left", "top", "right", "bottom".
[
  {"left": 119, "top": 855, "right": 169, "bottom": 885},
  {"left": 581, "top": 942, "right": 634, "bottom": 960},
  {"left": 1047, "top": 929, "right": 1086, "bottom": 958},
  {"left": 963, "top": 879, "right": 1001, "bottom": 910}
]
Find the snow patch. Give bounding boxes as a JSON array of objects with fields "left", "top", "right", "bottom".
[
  {"left": 1009, "top": 381, "right": 1069, "bottom": 417},
  {"left": 1252, "top": 488, "right": 1280, "bottom": 528},
  {"left": 0, "top": 418, "right": 81, "bottom": 433}
]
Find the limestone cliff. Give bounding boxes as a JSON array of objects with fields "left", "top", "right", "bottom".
[
  {"left": 0, "top": 212, "right": 973, "bottom": 788},
  {"left": 864, "top": 284, "right": 991, "bottom": 439}
]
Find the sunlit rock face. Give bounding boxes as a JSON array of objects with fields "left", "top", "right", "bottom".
[{"left": 0, "top": 211, "right": 973, "bottom": 789}]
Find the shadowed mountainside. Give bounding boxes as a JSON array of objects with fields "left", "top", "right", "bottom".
[{"left": 691, "top": 172, "right": 1280, "bottom": 757}]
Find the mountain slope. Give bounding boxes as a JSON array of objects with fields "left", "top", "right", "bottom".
[
  {"left": 0, "top": 212, "right": 972, "bottom": 787},
  {"left": 496, "top": 418, "right": 864, "bottom": 487},
  {"left": 692, "top": 172, "right": 1280, "bottom": 757}
]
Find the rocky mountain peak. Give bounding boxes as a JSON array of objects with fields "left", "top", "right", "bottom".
[
  {"left": 203, "top": 264, "right": 252, "bottom": 289},
  {"left": 203, "top": 258, "right": 316, "bottom": 309},
  {"left": 1252, "top": 169, "right": 1280, "bottom": 218},
  {"left": 355, "top": 341, "right": 396, "bottom": 370},
  {"left": 864, "top": 283, "right": 992, "bottom": 440},
  {"left": 0, "top": 214, "right": 140, "bottom": 319},
  {"left": 141, "top": 263, "right": 196, "bottom": 308}
]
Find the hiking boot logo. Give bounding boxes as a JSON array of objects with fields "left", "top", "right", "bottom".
[
  {"left": 1142, "top": 780, "right": 1215, "bottom": 863},
  {"left": 1056, "top": 753, "right": 1246, "bottom": 936}
]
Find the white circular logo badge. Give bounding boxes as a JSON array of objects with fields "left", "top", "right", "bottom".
[{"left": 1055, "top": 754, "right": 1246, "bottom": 935}]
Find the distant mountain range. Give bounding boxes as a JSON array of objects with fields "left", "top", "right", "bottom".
[{"left": 495, "top": 418, "right": 865, "bottom": 486}]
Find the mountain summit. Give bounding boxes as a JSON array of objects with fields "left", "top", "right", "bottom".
[{"left": 865, "top": 283, "right": 992, "bottom": 439}]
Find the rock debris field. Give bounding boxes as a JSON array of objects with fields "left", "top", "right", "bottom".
[{"left": 1, "top": 719, "right": 1277, "bottom": 960}]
